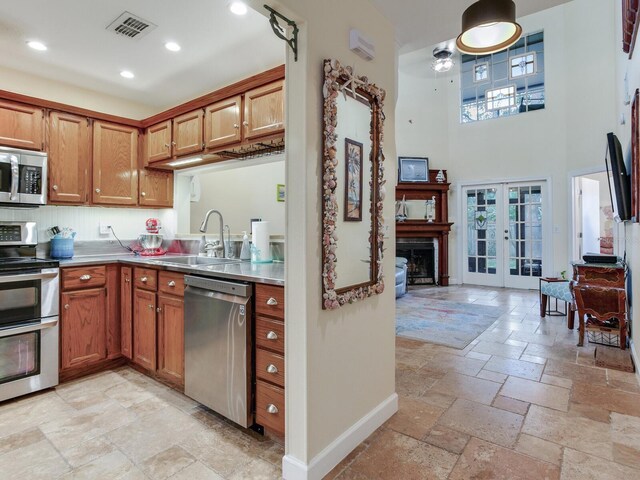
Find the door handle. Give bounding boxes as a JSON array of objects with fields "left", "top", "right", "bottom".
[
  {"left": 266, "top": 297, "right": 278, "bottom": 306},
  {"left": 80, "top": 274, "right": 92, "bottom": 281},
  {"left": 266, "top": 404, "right": 279, "bottom": 414},
  {"left": 0, "top": 318, "right": 58, "bottom": 338},
  {"left": 266, "top": 331, "right": 278, "bottom": 340},
  {"left": 10, "top": 155, "right": 19, "bottom": 201},
  {"left": 141, "top": 276, "right": 148, "bottom": 283},
  {"left": 167, "top": 280, "right": 176, "bottom": 287},
  {"left": 266, "top": 364, "right": 278, "bottom": 374}
]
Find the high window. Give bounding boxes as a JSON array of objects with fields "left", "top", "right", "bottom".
[{"left": 460, "top": 31, "right": 545, "bottom": 123}]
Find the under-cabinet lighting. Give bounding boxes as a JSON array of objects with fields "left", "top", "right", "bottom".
[
  {"left": 168, "top": 157, "right": 203, "bottom": 167},
  {"left": 165, "top": 42, "right": 181, "bottom": 52},
  {"left": 229, "top": 1, "right": 248, "bottom": 16},
  {"left": 27, "top": 41, "right": 47, "bottom": 51}
]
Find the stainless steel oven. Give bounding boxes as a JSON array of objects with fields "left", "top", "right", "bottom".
[
  {"left": 0, "top": 222, "right": 59, "bottom": 402},
  {"left": 0, "top": 147, "right": 47, "bottom": 206}
]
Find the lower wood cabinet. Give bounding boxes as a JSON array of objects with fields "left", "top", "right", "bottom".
[
  {"left": 121, "top": 267, "right": 133, "bottom": 359},
  {"left": 157, "top": 293, "right": 185, "bottom": 386},
  {"left": 133, "top": 287, "right": 157, "bottom": 371},
  {"left": 60, "top": 288, "right": 107, "bottom": 370}
]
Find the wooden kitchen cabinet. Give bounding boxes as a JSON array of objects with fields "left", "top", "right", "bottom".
[
  {"left": 157, "top": 294, "right": 185, "bottom": 386},
  {"left": 139, "top": 168, "right": 174, "bottom": 207},
  {"left": 92, "top": 121, "right": 138, "bottom": 205},
  {"left": 243, "top": 80, "right": 284, "bottom": 141},
  {"left": 133, "top": 288, "right": 157, "bottom": 371},
  {"left": 172, "top": 110, "right": 203, "bottom": 157},
  {"left": 60, "top": 288, "right": 107, "bottom": 370},
  {"left": 0, "top": 100, "right": 44, "bottom": 151},
  {"left": 48, "top": 111, "right": 91, "bottom": 204},
  {"left": 204, "top": 96, "right": 242, "bottom": 149},
  {"left": 121, "top": 266, "right": 133, "bottom": 360},
  {"left": 146, "top": 120, "right": 172, "bottom": 163}
]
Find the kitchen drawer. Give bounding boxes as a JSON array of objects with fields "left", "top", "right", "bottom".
[
  {"left": 134, "top": 267, "right": 158, "bottom": 291},
  {"left": 255, "top": 284, "right": 284, "bottom": 319},
  {"left": 158, "top": 271, "right": 185, "bottom": 297},
  {"left": 256, "top": 380, "right": 285, "bottom": 436},
  {"left": 256, "top": 316, "right": 284, "bottom": 354},
  {"left": 61, "top": 266, "right": 106, "bottom": 290},
  {"left": 256, "top": 348, "right": 285, "bottom": 387}
]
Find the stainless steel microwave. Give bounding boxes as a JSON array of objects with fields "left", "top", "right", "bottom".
[{"left": 0, "top": 147, "right": 47, "bottom": 206}]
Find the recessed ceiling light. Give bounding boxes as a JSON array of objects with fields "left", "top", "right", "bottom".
[
  {"left": 229, "top": 1, "right": 248, "bottom": 15},
  {"left": 26, "top": 41, "right": 47, "bottom": 51},
  {"left": 120, "top": 70, "right": 135, "bottom": 79},
  {"left": 165, "top": 41, "right": 181, "bottom": 52}
]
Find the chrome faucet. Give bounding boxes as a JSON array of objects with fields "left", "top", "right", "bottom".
[{"left": 199, "top": 209, "right": 225, "bottom": 258}]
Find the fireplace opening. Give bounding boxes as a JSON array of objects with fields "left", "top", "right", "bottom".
[{"left": 396, "top": 238, "right": 438, "bottom": 286}]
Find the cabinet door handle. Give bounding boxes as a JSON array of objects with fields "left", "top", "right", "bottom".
[
  {"left": 148, "top": 304, "right": 154, "bottom": 309},
  {"left": 243, "top": 121, "right": 249, "bottom": 127},
  {"left": 168, "top": 280, "right": 176, "bottom": 287},
  {"left": 141, "top": 276, "right": 148, "bottom": 283},
  {"left": 125, "top": 278, "right": 130, "bottom": 283},
  {"left": 164, "top": 143, "right": 170, "bottom": 148},
  {"left": 141, "top": 192, "right": 146, "bottom": 197},
  {"left": 64, "top": 304, "right": 70, "bottom": 310},
  {"left": 52, "top": 185, "right": 58, "bottom": 191},
  {"left": 266, "top": 364, "right": 278, "bottom": 374},
  {"left": 80, "top": 274, "right": 91, "bottom": 281},
  {"left": 233, "top": 123, "right": 239, "bottom": 129},
  {"left": 266, "top": 297, "right": 278, "bottom": 306},
  {"left": 171, "top": 141, "right": 176, "bottom": 146},
  {"left": 266, "top": 404, "right": 279, "bottom": 414},
  {"left": 266, "top": 331, "right": 278, "bottom": 340},
  {"left": 156, "top": 307, "right": 162, "bottom": 313},
  {"left": 95, "top": 188, "right": 101, "bottom": 194}
]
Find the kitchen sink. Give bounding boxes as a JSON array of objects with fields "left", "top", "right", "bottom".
[{"left": 158, "top": 256, "right": 241, "bottom": 266}]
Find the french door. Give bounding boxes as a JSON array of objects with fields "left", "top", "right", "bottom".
[{"left": 462, "top": 181, "right": 547, "bottom": 289}]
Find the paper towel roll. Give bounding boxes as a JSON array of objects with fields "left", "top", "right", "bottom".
[{"left": 251, "top": 221, "right": 272, "bottom": 263}]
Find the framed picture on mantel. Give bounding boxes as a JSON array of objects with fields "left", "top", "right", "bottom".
[{"left": 399, "top": 157, "right": 429, "bottom": 183}]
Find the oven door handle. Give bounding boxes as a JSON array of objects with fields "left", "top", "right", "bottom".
[
  {"left": 10, "top": 154, "right": 19, "bottom": 201},
  {"left": 0, "top": 271, "right": 58, "bottom": 283},
  {"left": 0, "top": 317, "right": 58, "bottom": 338}
]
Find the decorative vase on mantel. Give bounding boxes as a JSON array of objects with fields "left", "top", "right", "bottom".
[{"left": 435, "top": 169, "right": 446, "bottom": 183}]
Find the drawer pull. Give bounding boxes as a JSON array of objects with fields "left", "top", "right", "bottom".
[
  {"left": 141, "top": 276, "right": 148, "bottom": 283},
  {"left": 266, "top": 404, "right": 279, "bottom": 414},
  {"left": 80, "top": 274, "right": 92, "bottom": 281},
  {"left": 266, "top": 331, "right": 278, "bottom": 340},
  {"left": 266, "top": 297, "right": 278, "bottom": 306},
  {"left": 167, "top": 280, "right": 176, "bottom": 287},
  {"left": 266, "top": 364, "right": 278, "bottom": 374}
]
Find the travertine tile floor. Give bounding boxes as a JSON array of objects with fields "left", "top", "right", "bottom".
[
  {"left": 327, "top": 285, "right": 640, "bottom": 480},
  {"left": 2, "top": 285, "right": 640, "bottom": 479}
]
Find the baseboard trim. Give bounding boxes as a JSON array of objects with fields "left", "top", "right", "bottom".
[{"left": 282, "top": 392, "right": 398, "bottom": 480}]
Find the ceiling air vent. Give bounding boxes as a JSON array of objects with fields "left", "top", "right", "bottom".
[{"left": 106, "top": 11, "right": 157, "bottom": 39}]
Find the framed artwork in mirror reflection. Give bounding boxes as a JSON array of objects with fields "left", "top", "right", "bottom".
[
  {"left": 399, "top": 157, "right": 429, "bottom": 183},
  {"left": 344, "top": 138, "right": 364, "bottom": 221}
]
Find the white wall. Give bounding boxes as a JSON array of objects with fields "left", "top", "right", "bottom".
[
  {"left": 396, "top": 0, "right": 617, "bottom": 284},
  {"left": 186, "top": 156, "right": 285, "bottom": 235},
  {"left": 248, "top": 0, "right": 398, "bottom": 477}
]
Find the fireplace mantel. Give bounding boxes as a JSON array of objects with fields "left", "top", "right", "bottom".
[{"left": 396, "top": 170, "right": 453, "bottom": 286}]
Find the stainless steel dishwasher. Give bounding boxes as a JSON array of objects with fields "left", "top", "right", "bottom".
[{"left": 184, "top": 275, "right": 252, "bottom": 428}]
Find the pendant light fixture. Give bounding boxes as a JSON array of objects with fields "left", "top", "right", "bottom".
[
  {"left": 432, "top": 47, "right": 454, "bottom": 73},
  {"left": 456, "top": 0, "right": 522, "bottom": 55}
]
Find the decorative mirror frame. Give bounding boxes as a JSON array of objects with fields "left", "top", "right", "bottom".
[{"left": 321, "top": 59, "right": 387, "bottom": 310}]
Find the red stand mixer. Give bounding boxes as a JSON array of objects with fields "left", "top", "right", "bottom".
[{"left": 138, "top": 218, "right": 167, "bottom": 256}]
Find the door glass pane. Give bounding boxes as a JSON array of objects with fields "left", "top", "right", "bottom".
[
  {"left": 0, "top": 280, "right": 40, "bottom": 327},
  {"left": 509, "top": 184, "right": 543, "bottom": 278},
  {"left": 0, "top": 332, "right": 40, "bottom": 385},
  {"left": 467, "top": 189, "right": 497, "bottom": 275}
]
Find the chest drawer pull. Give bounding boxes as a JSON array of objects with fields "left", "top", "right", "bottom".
[
  {"left": 266, "top": 364, "right": 278, "bottom": 374},
  {"left": 266, "top": 331, "right": 278, "bottom": 340},
  {"left": 141, "top": 276, "right": 148, "bottom": 283},
  {"left": 266, "top": 297, "right": 278, "bottom": 306},
  {"left": 80, "top": 274, "right": 91, "bottom": 281},
  {"left": 266, "top": 404, "right": 279, "bottom": 414},
  {"left": 167, "top": 280, "right": 176, "bottom": 287}
]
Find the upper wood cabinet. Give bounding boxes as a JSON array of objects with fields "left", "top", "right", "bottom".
[
  {"left": 48, "top": 111, "right": 91, "bottom": 204},
  {"left": 172, "top": 110, "right": 203, "bottom": 157},
  {"left": 204, "top": 96, "right": 242, "bottom": 149},
  {"left": 139, "top": 168, "right": 174, "bottom": 207},
  {"left": 92, "top": 121, "right": 138, "bottom": 205},
  {"left": 0, "top": 100, "right": 44, "bottom": 151},
  {"left": 146, "top": 120, "right": 172, "bottom": 163},
  {"left": 244, "top": 80, "right": 284, "bottom": 141}
]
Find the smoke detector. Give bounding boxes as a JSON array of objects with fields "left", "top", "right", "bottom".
[
  {"left": 432, "top": 47, "right": 454, "bottom": 73},
  {"left": 106, "top": 11, "right": 157, "bottom": 39}
]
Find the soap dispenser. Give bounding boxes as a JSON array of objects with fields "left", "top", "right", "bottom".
[{"left": 240, "top": 231, "right": 251, "bottom": 260}]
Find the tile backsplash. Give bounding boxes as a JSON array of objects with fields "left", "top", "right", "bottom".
[{"left": 0, "top": 205, "right": 177, "bottom": 243}]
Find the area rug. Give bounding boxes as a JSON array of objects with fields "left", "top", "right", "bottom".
[{"left": 396, "top": 294, "right": 506, "bottom": 349}]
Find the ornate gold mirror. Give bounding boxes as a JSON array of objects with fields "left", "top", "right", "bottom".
[{"left": 321, "top": 59, "right": 386, "bottom": 309}]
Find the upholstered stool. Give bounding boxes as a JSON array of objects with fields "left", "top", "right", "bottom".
[{"left": 540, "top": 278, "right": 576, "bottom": 328}]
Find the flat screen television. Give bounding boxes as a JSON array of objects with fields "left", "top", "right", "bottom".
[{"left": 605, "top": 132, "right": 632, "bottom": 222}]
